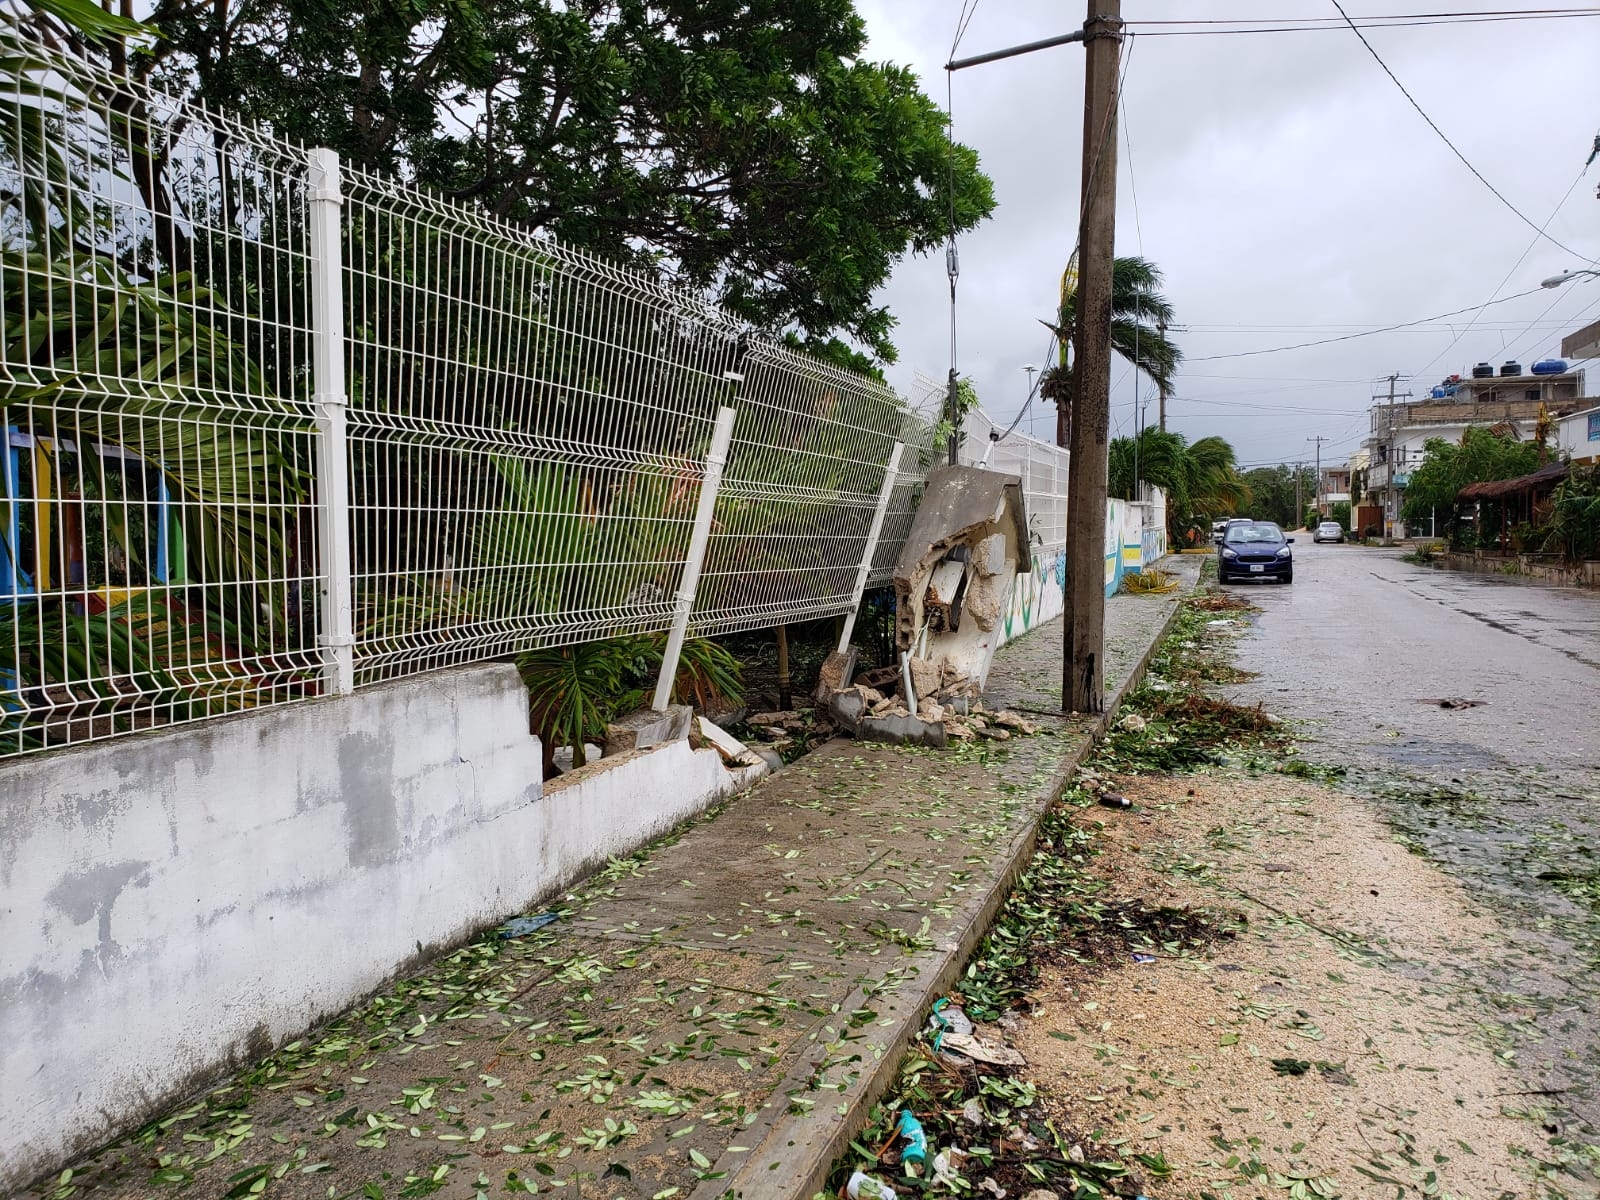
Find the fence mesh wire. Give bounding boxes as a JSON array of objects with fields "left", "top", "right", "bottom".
[
  {"left": 0, "top": 43, "right": 942, "bottom": 756},
  {"left": 954, "top": 389, "right": 1070, "bottom": 555},
  {"left": 1, "top": 41, "right": 325, "bottom": 756}
]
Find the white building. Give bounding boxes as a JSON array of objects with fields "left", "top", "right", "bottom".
[{"left": 1559, "top": 404, "right": 1600, "bottom": 465}]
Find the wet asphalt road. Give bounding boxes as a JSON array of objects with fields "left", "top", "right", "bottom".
[{"left": 1223, "top": 538, "right": 1600, "bottom": 1132}]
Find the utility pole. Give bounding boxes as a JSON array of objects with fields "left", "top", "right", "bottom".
[
  {"left": 1157, "top": 317, "right": 1169, "bottom": 430},
  {"left": 1377, "top": 372, "right": 1411, "bottom": 537},
  {"left": 1306, "top": 434, "right": 1328, "bottom": 519},
  {"left": 1063, "top": 0, "right": 1122, "bottom": 715}
]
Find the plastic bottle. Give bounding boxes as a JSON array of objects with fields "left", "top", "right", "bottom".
[{"left": 895, "top": 1110, "right": 928, "bottom": 1167}]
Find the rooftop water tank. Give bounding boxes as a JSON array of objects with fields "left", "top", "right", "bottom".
[
  {"left": 1532, "top": 358, "right": 1568, "bottom": 375},
  {"left": 1472, "top": 362, "right": 1495, "bottom": 378},
  {"left": 1500, "top": 360, "right": 1522, "bottom": 376},
  {"left": 1430, "top": 386, "right": 1447, "bottom": 398}
]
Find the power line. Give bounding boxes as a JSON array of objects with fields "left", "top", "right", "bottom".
[
  {"left": 1329, "top": 0, "right": 1593, "bottom": 261},
  {"left": 1134, "top": 7, "right": 1600, "bottom": 21},
  {"left": 1129, "top": 9, "right": 1600, "bottom": 35},
  {"left": 1188, "top": 287, "right": 1546, "bottom": 360},
  {"left": 1410, "top": 161, "right": 1592, "bottom": 379}
]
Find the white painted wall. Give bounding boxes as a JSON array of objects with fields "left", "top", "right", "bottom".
[
  {"left": 1559, "top": 405, "right": 1600, "bottom": 463},
  {"left": 0, "top": 667, "right": 759, "bottom": 1193}
]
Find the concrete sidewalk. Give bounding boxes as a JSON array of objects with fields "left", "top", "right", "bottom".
[{"left": 26, "top": 559, "right": 1200, "bottom": 1200}]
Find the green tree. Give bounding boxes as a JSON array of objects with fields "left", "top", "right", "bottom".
[
  {"left": 1402, "top": 427, "right": 1541, "bottom": 542},
  {"left": 1041, "top": 256, "right": 1181, "bottom": 444},
  {"left": 1107, "top": 427, "right": 1250, "bottom": 542},
  {"left": 1238, "top": 464, "right": 1316, "bottom": 529},
  {"left": 122, "top": 0, "right": 994, "bottom": 362}
]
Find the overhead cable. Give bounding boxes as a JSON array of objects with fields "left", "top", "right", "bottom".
[
  {"left": 1329, "top": 0, "right": 1593, "bottom": 261},
  {"left": 1188, "top": 288, "right": 1546, "bottom": 360}
]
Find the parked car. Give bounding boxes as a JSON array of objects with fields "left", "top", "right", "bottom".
[
  {"left": 1213, "top": 517, "right": 1251, "bottom": 544},
  {"left": 1218, "top": 521, "right": 1293, "bottom": 584},
  {"left": 1313, "top": 521, "right": 1344, "bottom": 544}
]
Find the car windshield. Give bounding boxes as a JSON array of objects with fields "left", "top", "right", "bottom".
[
  {"left": 1319, "top": 522, "right": 1340, "bottom": 531},
  {"left": 1225, "top": 523, "right": 1284, "bottom": 545}
]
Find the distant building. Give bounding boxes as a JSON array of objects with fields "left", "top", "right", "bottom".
[
  {"left": 1317, "top": 466, "right": 1351, "bottom": 515},
  {"left": 1559, "top": 404, "right": 1600, "bottom": 466},
  {"left": 1362, "top": 362, "right": 1589, "bottom": 537}
]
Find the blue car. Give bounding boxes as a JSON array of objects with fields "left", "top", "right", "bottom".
[{"left": 1218, "top": 521, "right": 1294, "bottom": 585}]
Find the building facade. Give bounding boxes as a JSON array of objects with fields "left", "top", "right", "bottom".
[{"left": 1362, "top": 365, "right": 1588, "bottom": 537}]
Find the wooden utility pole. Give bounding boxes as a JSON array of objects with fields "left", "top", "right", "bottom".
[{"left": 1063, "top": 0, "right": 1122, "bottom": 715}]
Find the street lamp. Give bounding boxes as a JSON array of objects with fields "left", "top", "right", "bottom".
[{"left": 1540, "top": 268, "right": 1600, "bottom": 289}]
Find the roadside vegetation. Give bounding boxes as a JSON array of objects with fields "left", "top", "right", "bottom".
[{"left": 821, "top": 589, "right": 1600, "bottom": 1200}]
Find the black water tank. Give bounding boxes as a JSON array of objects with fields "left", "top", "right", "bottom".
[
  {"left": 1472, "top": 362, "right": 1494, "bottom": 378},
  {"left": 1500, "top": 360, "right": 1522, "bottom": 376}
]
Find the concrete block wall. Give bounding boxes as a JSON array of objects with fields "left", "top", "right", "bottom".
[{"left": 0, "top": 666, "right": 757, "bottom": 1192}]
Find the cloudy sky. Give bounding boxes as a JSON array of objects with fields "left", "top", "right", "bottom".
[{"left": 855, "top": 1, "right": 1600, "bottom": 470}]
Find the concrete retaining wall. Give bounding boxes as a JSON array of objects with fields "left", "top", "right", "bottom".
[
  {"left": 1439, "top": 551, "right": 1600, "bottom": 588},
  {"left": 0, "top": 667, "right": 756, "bottom": 1192}
]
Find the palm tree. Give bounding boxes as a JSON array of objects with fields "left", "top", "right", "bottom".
[
  {"left": 1108, "top": 427, "right": 1250, "bottom": 544},
  {"left": 1040, "top": 255, "right": 1181, "bottom": 447}
]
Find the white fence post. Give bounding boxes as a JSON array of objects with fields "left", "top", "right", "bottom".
[
  {"left": 836, "top": 440, "right": 907, "bottom": 653},
  {"left": 653, "top": 406, "right": 737, "bottom": 711},
  {"left": 307, "top": 148, "right": 355, "bottom": 696}
]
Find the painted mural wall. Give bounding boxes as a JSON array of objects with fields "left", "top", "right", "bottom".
[{"left": 996, "top": 497, "right": 1169, "bottom": 647}]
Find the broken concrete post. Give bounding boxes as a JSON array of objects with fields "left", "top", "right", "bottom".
[
  {"left": 812, "top": 645, "right": 859, "bottom": 707},
  {"left": 828, "top": 687, "right": 868, "bottom": 733},
  {"left": 859, "top": 712, "right": 949, "bottom": 749},
  {"left": 892, "top": 466, "right": 1030, "bottom": 697},
  {"left": 604, "top": 705, "right": 694, "bottom": 757}
]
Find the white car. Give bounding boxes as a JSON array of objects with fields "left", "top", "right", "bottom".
[{"left": 1312, "top": 521, "right": 1344, "bottom": 544}]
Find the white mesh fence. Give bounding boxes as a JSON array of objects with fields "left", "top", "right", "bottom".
[
  {"left": 0, "top": 44, "right": 943, "bottom": 756},
  {"left": 0, "top": 41, "right": 325, "bottom": 756},
  {"left": 955, "top": 399, "right": 1070, "bottom": 555}
]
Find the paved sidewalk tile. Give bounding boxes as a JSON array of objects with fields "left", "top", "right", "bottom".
[{"left": 26, "top": 559, "right": 1199, "bottom": 1200}]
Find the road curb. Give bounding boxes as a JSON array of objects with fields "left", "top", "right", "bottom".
[{"left": 702, "top": 576, "right": 1197, "bottom": 1200}]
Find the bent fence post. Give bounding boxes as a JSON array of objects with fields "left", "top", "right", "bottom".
[
  {"left": 652, "top": 406, "right": 738, "bottom": 711},
  {"left": 837, "top": 440, "right": 907, "bottom": 653},
  {"left": 308, "top": 148, "right": 355, "bottom": 696}
]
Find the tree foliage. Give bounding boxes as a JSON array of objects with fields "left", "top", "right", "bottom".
[
  {"left": 1238, "top": 464, "right": 1316, "bottom": 529},
  {"left": 1042, "top": 256, "right": 1181, "bottom": 438},
  {"left": 124, "top": 0, "right": 994, "bottom": 361},
  {"left": 1401, "top": 428, "right": 1541, "bottom": 528},
  {"left": 1107, "top": 427, "right": 1249, "bottom": 541},
  {"left": 1541, "top": 464, "right": 1600, "bottom": 564}
]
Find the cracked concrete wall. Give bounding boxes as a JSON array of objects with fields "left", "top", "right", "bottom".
[{"left": 0, "top": 666, "right": 563, "bottom": 1191}]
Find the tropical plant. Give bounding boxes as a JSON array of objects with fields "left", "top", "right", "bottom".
[
  {"left": 1041, "top": 256, "right": 1181, "bottom": 444},
  {"left": 1540, "top": 464, "right": 1600, "bottom": 565},
  {"left": 517, "top": 633, "right": 743, "bottom": 778},
  {"left": 1107, "top": 427, "right": 1250, "bottom": 542},
  {"left": 517, "top": 635, "right": 652, "bottom": 777},
  {"left": 667, "top": 637, "right": 743, "bottom": 712},
  {"left": 1401, "top": 428, "right": 1541, "bottom": 541}
]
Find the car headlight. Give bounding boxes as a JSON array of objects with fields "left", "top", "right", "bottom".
[
  {"left": 1276, "top": 546, "right": 1292, "bottom": 557},
  {"left": 1221, "top": 547, "right": 1237, "bottom": 559}
]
